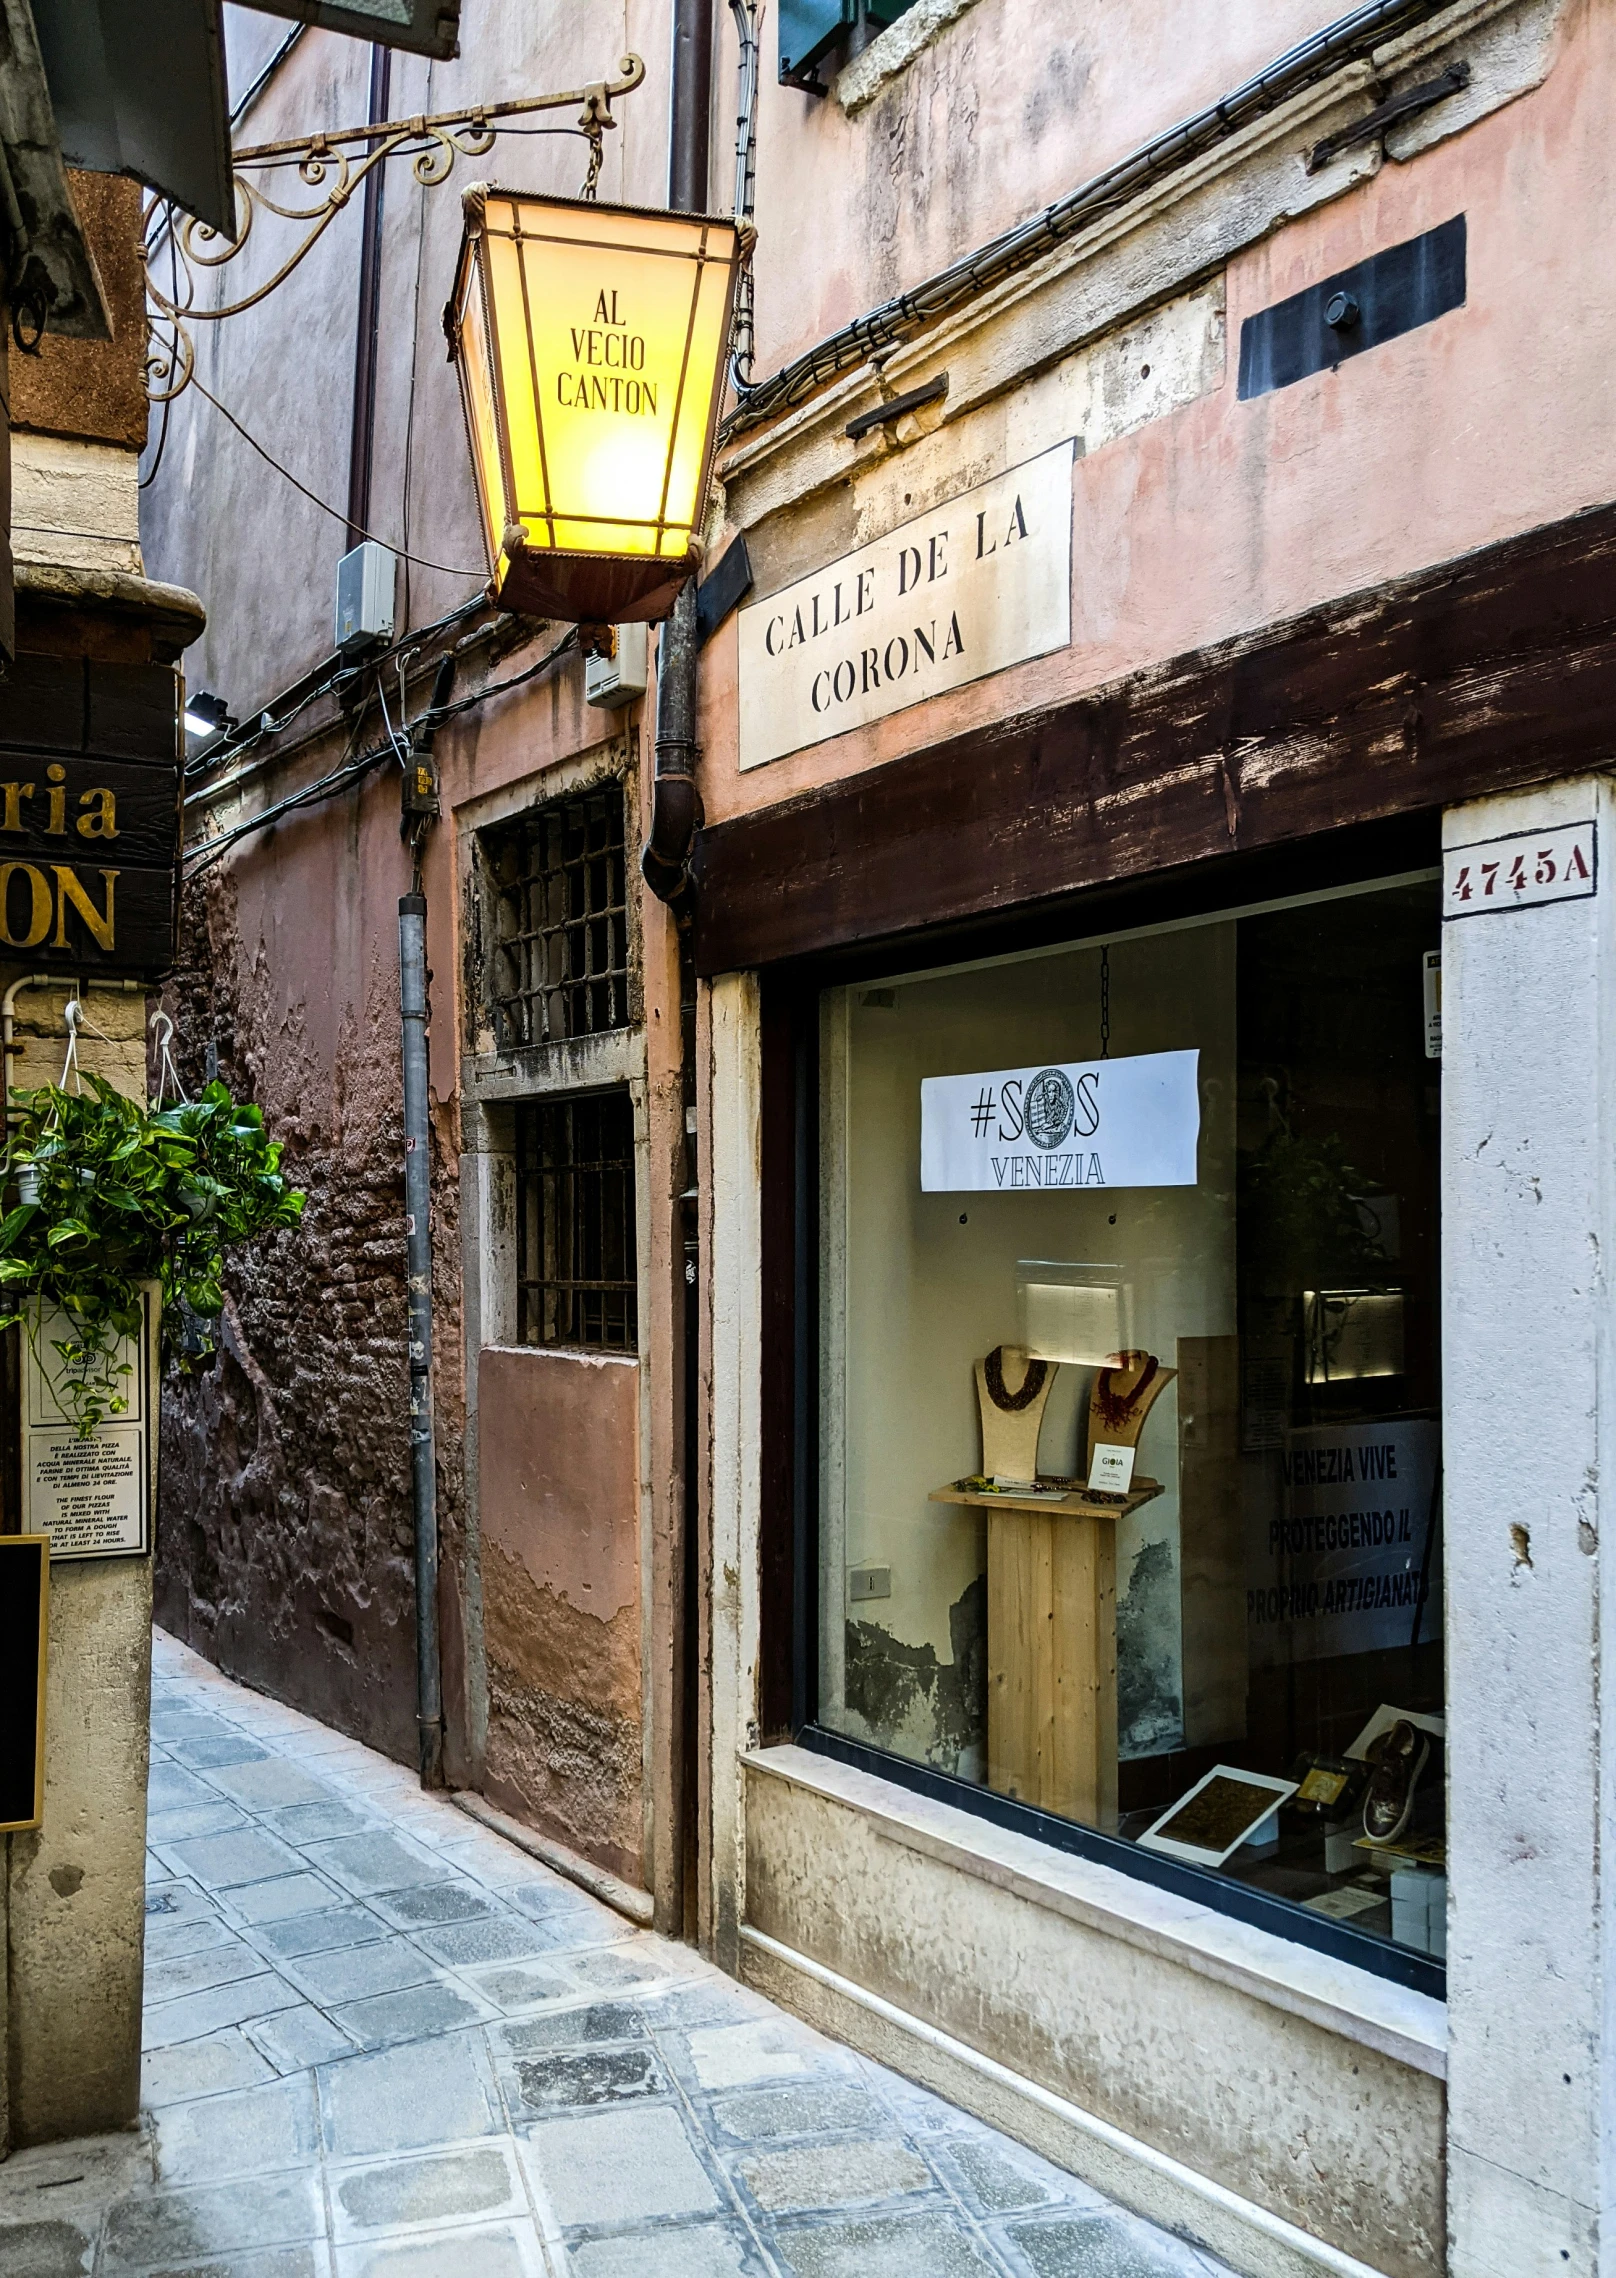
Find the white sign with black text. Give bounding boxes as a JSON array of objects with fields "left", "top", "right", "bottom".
[
  {"left": 920, "top": 1049, "right": 1201, "bottom": 1194},
  {"left": 23, "top": 1291, "right": 153, "bottom": 1560},
  {"left": 1442, "top": 819, "right": 1597, "bottom": 919},
  {"left": 737, "top": 442, "right": 1075, "bottom": 771}
]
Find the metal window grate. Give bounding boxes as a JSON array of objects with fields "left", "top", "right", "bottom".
[
  {"left": 515, "top": 1091, "right": 638, "bottom": 1353},
  {"left": 484, "top": 786, "right": 629, "bottom": 1050}
]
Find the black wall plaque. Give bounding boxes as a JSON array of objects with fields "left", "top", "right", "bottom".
[
  {"left": 0, "top": 657, "right": 182, "bottom": 978},
  {"left": 0, "top": 1535, "right": 48, "bottom": 1831},
  {"left": 1237, "top": 215, "right": 1467, "bottom": 399}
]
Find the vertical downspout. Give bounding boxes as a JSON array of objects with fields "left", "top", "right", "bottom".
[
  {"left": 345, "top": 42, "right": 393, "bottom": 552},
  {"left": 399, "top": 895, "right": 443, "bottom": 1786},
  {"left": 646, "top": 0, "right": 712, "bottom": 1941}
]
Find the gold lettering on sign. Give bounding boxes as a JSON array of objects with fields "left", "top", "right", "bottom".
[
  {"left": 45, "top": 763, "right": 67, "bottom": 836},
  {"left": 0, "top": 863, "right": 53, "bottom": 948},
  {"left": 0, "top": 783, "right": 35, "bottom": 831},
  {"left": 53, "top": 868, "right": 116, "bottom": 951},
  {"left": 76, "top": 789, "right": 118, "bottom": 840}
]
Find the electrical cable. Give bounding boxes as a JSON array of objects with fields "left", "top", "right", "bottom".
[
  {"left": 183, "top": 629, "right": 578, "bottom": 872},
  {"left": 181, "top": 370, "right": 488, "bottom": 578},
  {"left": 183, "top": 592, "right": 491, "bottom": 787}
]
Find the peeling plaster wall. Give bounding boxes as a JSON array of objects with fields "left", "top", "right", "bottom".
[
  {"left": 477, "top": 1347, "right": 643, "bottom": 1884},
  {"left": 154, "top": 851, "right": 469, "bottom": 1775}
]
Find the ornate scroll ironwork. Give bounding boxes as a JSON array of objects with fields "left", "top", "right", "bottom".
[{"left": 144, "top": 55, "right": 647, "bottom": 405}]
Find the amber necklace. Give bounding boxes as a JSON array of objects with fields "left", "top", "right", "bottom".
[
  {"left": 1095, "top": 1353, "right": 1158, "bottom": 1431},
  {"left": 984, "top": 1347, "right": 1049, "bottom": 1412}
]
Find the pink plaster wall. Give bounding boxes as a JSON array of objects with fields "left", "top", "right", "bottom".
[
  {"left": 477, "top": 1346, "right": 645, "bottom": 1881},
  {"left": 700, "top": 0, "right": 1614, "bottom": 824}
]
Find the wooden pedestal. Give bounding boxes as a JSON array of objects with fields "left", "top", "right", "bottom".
[{"left": 931, "top": 1479, "right": 1163, "bottom": 1828}]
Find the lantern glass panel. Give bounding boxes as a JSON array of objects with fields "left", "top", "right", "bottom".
[{"left": 453, "top": 191, "right": 739, "bottom": 603}]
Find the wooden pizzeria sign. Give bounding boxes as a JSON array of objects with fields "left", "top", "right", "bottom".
[
  {"left": 0, "top": 656, "right": 184, "bottom": 980},
  {"left": 0, "top": 1535, "right": 49, "bottom": 1832}
]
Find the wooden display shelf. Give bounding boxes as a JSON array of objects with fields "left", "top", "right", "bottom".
[
  {"left": 929, "top": 1478, "right": 1164, "bottom": 1521},
  {"left": 932, "top": 1476, "right": 1164, "bottom": 1830}
]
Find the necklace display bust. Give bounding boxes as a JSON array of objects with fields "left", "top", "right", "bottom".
[
  {"left": 975, "top": 1344, "right": 1057, "bottom": 1486},
  {"left": 1086, "top": 1348, "right": 1174, "bottom": 1469}
]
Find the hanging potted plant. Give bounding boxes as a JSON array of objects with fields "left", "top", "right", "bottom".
[{"left": 0, "top": 1072, "right": 304, "bottom": 1436}]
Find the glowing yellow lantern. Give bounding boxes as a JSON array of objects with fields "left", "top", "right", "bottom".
[{"left": 447, "top": 186, "right": 741, "bottom": 624}]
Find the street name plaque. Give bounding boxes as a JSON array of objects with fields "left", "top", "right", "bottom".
[{"left": 738, "top": 441, "right": 1075, "bottom": 771}]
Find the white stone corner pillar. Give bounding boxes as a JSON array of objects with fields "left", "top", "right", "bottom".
[
  {"left": 705, "top": 971, "right": 763, "bottom": 1974},
  {"left": 1443, "top": 776, "right": 1616, "bottom": 2277}
]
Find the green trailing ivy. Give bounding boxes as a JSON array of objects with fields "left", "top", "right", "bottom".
[{"left": 0, "top": 1076, "right": 305, "bottom": 1435}]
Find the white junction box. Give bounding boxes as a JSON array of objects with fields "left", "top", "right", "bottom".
[
  {"left": 335, "top": 540, "right": 397, "bottom": 655},
  {"left": 585, "top": 622, "right": 649, "bottom": 709}
]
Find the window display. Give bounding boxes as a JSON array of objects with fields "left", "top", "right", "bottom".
[{"left": 816, "top": 880, "right": 1443, "bottom": 1961}]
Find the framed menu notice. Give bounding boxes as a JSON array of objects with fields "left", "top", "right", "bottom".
[{"left": 23, "top": 1288, "right": 156, "bottom": 1560}]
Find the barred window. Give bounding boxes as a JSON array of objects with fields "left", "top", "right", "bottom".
[
  {"left": 515, "top": 1091, "right": 638, "bottom": 1353},
  {"left": 483, "top": 786, "right": 629, "bottom": 1050}
]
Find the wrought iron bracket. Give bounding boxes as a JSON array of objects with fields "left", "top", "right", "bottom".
[{"left": 144, "top": 54, "right": 647, "bottom": 405}]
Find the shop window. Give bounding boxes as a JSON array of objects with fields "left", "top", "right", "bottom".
[
  {"left": 780, "top": 0, "right": 917, "bottom": 91},
  {"left": 515, "top": 1091, "right": 638, "bottom": 1353},
  {"left": 482, "top": 785, "right": 629, "bottom": 1051},
  {"left": 812, "top": 879, "right": 1445, "bottom": 1975}
]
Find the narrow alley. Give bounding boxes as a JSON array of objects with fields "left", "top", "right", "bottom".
[{"left": 0, "top": 1636, "right": 1231, "bottom": 2278}]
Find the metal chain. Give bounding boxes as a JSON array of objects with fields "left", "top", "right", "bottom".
[
  {"left": 1100, "top": 945, "right": 1111, "bottom": 1059},
  {"left": 581, "top": 124, "right": 604, "bottom": 200}
]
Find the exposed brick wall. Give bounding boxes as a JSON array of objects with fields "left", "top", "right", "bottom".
[{"left": 155, "top": 866, "right": 469, "bottom": 1773}]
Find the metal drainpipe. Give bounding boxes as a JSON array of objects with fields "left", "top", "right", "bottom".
[
  {"left": 642, "top": 0, "right": 712, "bottom": 1941},
  {"left": 399, "top": 894, "right": 444, "bottom": 1787}
]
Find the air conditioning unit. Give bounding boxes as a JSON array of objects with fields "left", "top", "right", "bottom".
[
  {"left": 585, "top": 622, "right": 649, "bottom": 709},
  {"left": 335, "top": 541, "right": 397, "bottom": 655}
]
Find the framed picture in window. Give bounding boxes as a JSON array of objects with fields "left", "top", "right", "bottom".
[{"left": 1136, "top": 1765, "right": 1298, "bottom": 1868}]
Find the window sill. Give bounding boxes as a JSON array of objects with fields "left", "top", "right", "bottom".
[
  {"left": 743, "top": 1741, "right": 1447, "bottom": 2081},
  {"left": 461, "top": 1028, "right": 643, "bottom": 1102},
  {"left": 835, "top": 0, "right": 985, "bottom": 116}
]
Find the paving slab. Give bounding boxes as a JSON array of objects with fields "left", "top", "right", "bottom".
[
  {"left": 254, "top": 1905, "right": 390, "bottom": 1958},
  {"left": 367, "top": 1880, "right": 494, "bottom": 1929},
  {"left": 327, "top": 1981, "right": 484, "bottom": 2050},
  {"left": 319, "top": 2035, "right": 502, "bottom": 2158},
  {"left": 141, "top": 2028, "right": 280, "bottom": 2107},
  {"left": 161, "top": 1829, "right": 306, "bottom": 1891},
  {"left": 247, "top": 2004, "right": 362, "bottom": 2074},
  {"left": 101, "top": 2172, "right": 324, "bottom": 2271},
  {"left": 771, "top": 2211, "right": 1003, "bottom": 2277},
  {"left": 566, "top": 2226, "right": 761, "bottom": 2278},
  {"left": 0, "top": 2215, "right": 99, "bottom": 2276},
  {"left": 202, "top": 1758, "right": 339, "bottom": 1810},
  {"left": 302, "top": 1834, "right": 447, "bottom": 1898},
  {"left": 328, "top": 2144, "right": 525, "bottom": 2240},
  {"left": 331, "top": 2219, "right": 545, "bottom": 2278},
  {"left": 508, "top": 2045, "right": 667, "bottom": 2113},
  {"left": 524, "top": 2107, "right": 724, "bottom": 2228},
  {"left": 736, "top": 2138, "right": 934, "bottom": 2214},
  {"left": 1007, "top": 2213, "right": 1217, "bottom": 2277},
  {"left": 228, "top": 1872, "right": 354, "bottom": 1926},
  {"left": 152, "top": 2076, "right": 320, "bottom": 2185},
  {"left": 144, "top": 1929, "right": 267, "bottom": 1999}
]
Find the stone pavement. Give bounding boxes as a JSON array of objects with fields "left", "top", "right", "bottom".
[{"left": 0, "top": 1631, "right": 1236, "bottom": 2278}]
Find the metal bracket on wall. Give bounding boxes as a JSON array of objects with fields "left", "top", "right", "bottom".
[
  {"left": 143, "top": 54, "right": 647, "bottom": 406},
  {"left": 1307, "top": 60, "right": 1471, "bottom": 173},
  {"left": 1236, "top": 213, "right": 1467, "bottom": 400}
]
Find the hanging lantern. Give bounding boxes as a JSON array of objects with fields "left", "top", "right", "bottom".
[{"left": 446, "top": 186, "right": 741, "bottom": 625}]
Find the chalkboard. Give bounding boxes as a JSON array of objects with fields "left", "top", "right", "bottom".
[{"left": 0, "top": 1535, "right": 48, "bottom": 1830}]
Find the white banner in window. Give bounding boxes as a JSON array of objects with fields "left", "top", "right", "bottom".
[{"left": 919, "top": 1050, "right": 1200, "bottom": 1193}]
